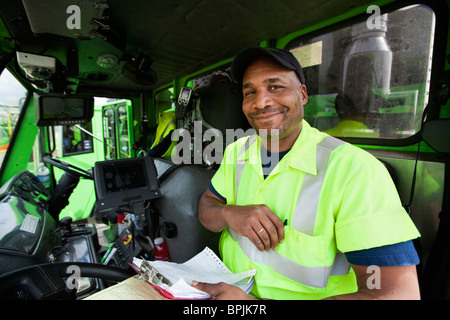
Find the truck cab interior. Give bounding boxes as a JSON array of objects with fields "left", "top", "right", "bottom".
[{"left": 0, "top": 0, "right": 449, "bottom": 300}]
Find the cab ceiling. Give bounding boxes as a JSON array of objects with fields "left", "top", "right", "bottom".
[{"left": 0, "top": 0, "right": 376, "bottom": 97}]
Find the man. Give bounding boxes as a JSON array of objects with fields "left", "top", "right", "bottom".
[{"left": 193, "top": 47, "right": 421, "bottom": 300}]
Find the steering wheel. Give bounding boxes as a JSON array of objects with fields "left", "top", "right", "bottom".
[
  {"left": 0, "top": 262, "right": 133, "bottom": 300},
  {"left": 43, "top": 156, "right": 93, "bottom": 180}
]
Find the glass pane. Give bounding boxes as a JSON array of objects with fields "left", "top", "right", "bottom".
[
  {"left": 155, "top": 87, "right": 175, "bottom": 114},
  {"left": 103, "top": 107, "right": 116, "bottom": 160},
  {"left": 116, "top": 104, "right": 130, "bottom": 158},
  {"left": 0, "top": 69, "right": 27, "bottom": 167},
  {"left": 62, "top": 123, "right": 94, "bottom": 156},
  {"left": 287, "top": 4, "right": 435, "bottom": 139}
]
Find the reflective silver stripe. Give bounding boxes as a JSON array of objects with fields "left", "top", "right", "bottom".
[
  {"left": 161, "top": 120, "right": 176, "bottom": 138},
  {"left": 292, "top": 136, "right": 344, "bottom": 235},
  {"left": 231, "top": 135, "right": 350, "bottom": 288},
  {"left": 235, "top": 135, "right": 258, "bottom": 199},
  {"left": 229, "top": 231, "right": 349, "bottom": 287}
]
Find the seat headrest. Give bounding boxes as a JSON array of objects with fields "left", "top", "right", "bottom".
[{"left": 198, "top": 81, "right": 250, "bottom": 134}]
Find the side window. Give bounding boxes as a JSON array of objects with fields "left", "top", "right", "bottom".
[
  {"left": 102, "top": 106, "right": 116, "bottom": 160},
  {"left": 287, "top": 4, "right": 435, "bottom": 140},
  {"left": 115, "top": 103, "right": 133, "bottom": 159},
  {"left": 61, "top": 123, "right": 94, "bottom": 156},
  {"left": 0, "top": 69, "right": 27, "bottom": 168},
  {"left": 99, "top": 99, "right": 134, "bottom": 160},
  {"left": 154, "top": 87, "right": 175, "bottom": 114}
]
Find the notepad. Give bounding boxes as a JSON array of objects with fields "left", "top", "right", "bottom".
[{"left": 131, "top": 247, "right": 256, "bottom": 299}]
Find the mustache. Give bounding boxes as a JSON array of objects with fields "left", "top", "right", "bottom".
[{"left": 247, "top": 106, "right": 288, "bottom": 117}]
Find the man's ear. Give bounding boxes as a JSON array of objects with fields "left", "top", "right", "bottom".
[{"left": 300, "top": 84, "right": 308, "bottom": 104}]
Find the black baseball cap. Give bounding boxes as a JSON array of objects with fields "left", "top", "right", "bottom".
[{"left": 231, "top": 46, "right": 306, "bottom": 85}]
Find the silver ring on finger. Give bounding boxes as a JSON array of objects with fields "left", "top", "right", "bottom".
[{"left": 257, "top": 227, "right": 264, "bottom": 234}]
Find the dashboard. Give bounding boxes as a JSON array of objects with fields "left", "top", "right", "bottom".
[
  {"left": 0, "top": 170, "right": 103, "bottom": 297},
  {"left": 0, "top": 171, "right": 58, "bottom": 274}
]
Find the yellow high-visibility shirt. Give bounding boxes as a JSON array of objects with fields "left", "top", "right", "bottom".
[{"left": 212, "top": 120, "right": 420, "bottom": 299}]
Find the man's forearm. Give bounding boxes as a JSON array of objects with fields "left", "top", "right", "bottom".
[
  {"left": 198, "top": 189, "right": 229, "bottom": 232},
  {"left": 324, "top": 265, "right": 420, "bottom": 300}
]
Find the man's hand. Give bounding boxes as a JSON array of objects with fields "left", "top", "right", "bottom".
[
  {"left": 192, "top": 281, "right": 256, "bottom": 300},
  {"left": 223, "top": 204, "right": 285, "bottom": 252},
  {"left": 199, "top": 189, "right": 285, "bottom": 252}
]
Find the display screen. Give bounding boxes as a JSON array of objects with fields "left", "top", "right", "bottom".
[
  {"left": 35, "top": 93, "right": 94, "bottom": 126},
  {"left": 42, "top": 97, "right": 85, "bottom": 119},
  {"left": 103, "top": 162, "right": 147, "bottom": 193},
  {"left": 94, "top": 157, "right": 161, "bottom": 213}
]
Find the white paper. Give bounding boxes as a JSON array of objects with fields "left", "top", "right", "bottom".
[{"left": 132, "top": 247, "right": 256, "bottom": 299}]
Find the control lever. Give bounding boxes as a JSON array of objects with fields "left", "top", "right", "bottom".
[{"left": 57, "top": 217, "right": 73, "bottom": 235}]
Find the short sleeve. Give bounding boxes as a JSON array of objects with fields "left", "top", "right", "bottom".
[
  {"left": 345, "top": 240, "right": 420, "bottom": 266},
  {"left": 208, "top": 182, "right": 226, "bottom": 202},
  {"left": 334, "top": 148, "right": 421, "bottom": 253}
]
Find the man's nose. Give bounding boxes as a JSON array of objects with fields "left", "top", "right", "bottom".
[{"left": 254, "top": 89, "right": 273, "bottom": 109}]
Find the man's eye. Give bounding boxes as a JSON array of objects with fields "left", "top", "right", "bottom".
[
  {"left": 244, "top": 91, "right": 255, "bottom": 97},
  {"left": 269, "top": 85, "right": 282, "bottom": 90}
]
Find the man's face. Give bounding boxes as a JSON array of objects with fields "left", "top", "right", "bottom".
[{"left": 241, "top": 57, "right": 308, "bottom": 146}]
